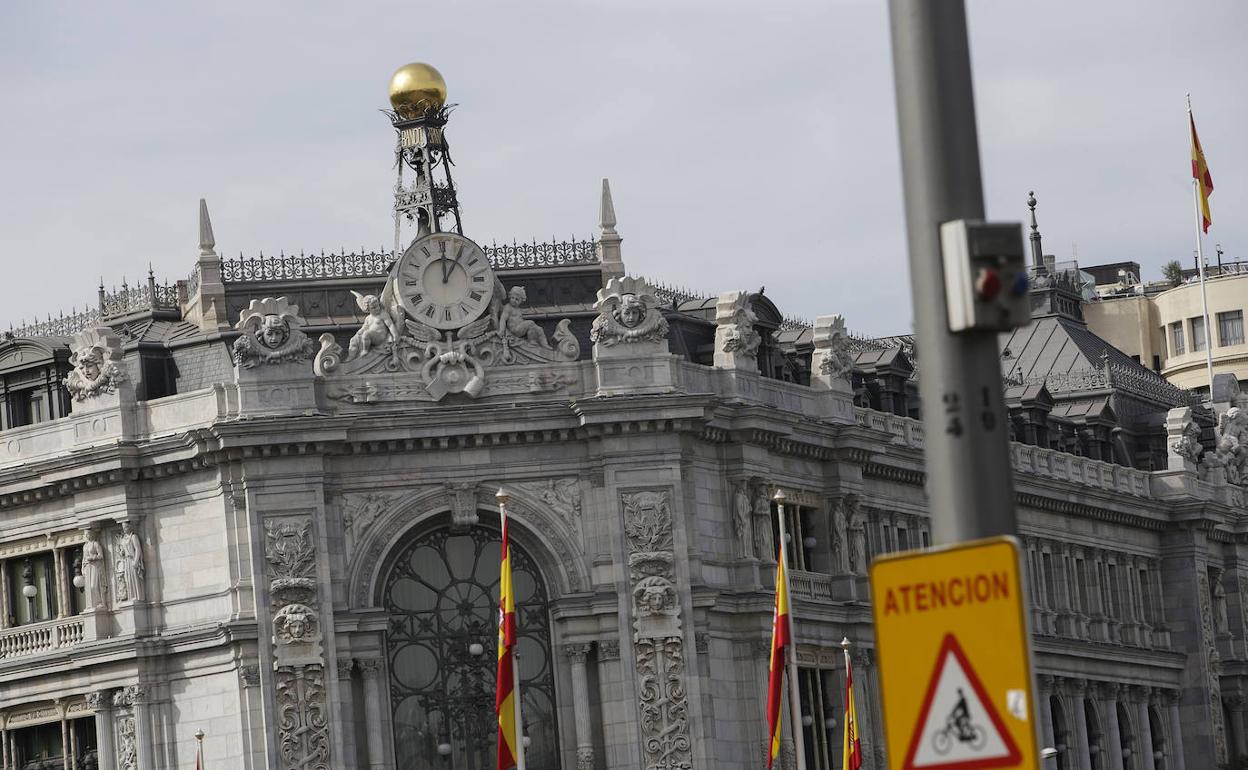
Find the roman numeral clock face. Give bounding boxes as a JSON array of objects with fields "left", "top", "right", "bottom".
[{"left": 395, "top": 232, "right": 495, "bottom": 329}]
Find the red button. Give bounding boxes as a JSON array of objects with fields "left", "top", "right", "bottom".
[{"left": 976, "top": 268, "right": 1001, "bottom": 300}]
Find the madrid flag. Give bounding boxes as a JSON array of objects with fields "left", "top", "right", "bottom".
[
  {"left": 766, "top": 553, "right": 792, "bottom": 768},
  {"left": 1190, "top": 111, "right": 1214, "bottom": 232},
  {"left": 496, "top": 514, "right": 520, "bottom": 770}
]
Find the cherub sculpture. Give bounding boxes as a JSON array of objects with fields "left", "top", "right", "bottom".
[
  {"left": 348, "top": 280, "right": 403, "bottom": 360},
  {"left": 496, "top": 287, "right": 551, "bottom": 349}
]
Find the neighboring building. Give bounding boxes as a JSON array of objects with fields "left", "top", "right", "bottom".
[
  {"left": 2, "top": 68, "right": 1248, "bottom": 770},
  {"left": 1084, "top": 272, "right": 1248, "bottom": 393}
]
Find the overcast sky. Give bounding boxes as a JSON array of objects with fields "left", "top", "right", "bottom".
[{"left": 2, "top": 1, "right": 1244, "bottom": 336}]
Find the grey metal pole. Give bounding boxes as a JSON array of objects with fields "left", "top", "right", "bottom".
[{"left": 887, "top": 0, "right": 1017, "bottom": 542}]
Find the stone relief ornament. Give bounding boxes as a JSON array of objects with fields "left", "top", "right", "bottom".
[
  {"left": 315, "top": 275, "right": 580, "bottom": 402},
  {"left": 265, "top": 519, "right": 317, "bottom": 599},
  {"left": 232, "top": 297, "right": 316, "bottom": 368},
  {"left": 276, "top": 664, "right": 331, "bottom": 770},
  {"left": 513, "top": 478, "right": 582, "bottom": 526},
  {"left": 591, "top": 276, "right": 670, "bottom": 347},
  {"left": 813, "top": 314, "right": 855, "bottom": 382},
  {"left": 622, "top": 489, "right": 693, "bottom": 770},
  {"left": 117, "top": 715, "right": 137, "bottom": 770},
  {"left": 446, "top": 481, "right": 480, "bottom": 529},
  {"left": 1167, "top": 407, "right": 1205, "bottom": 466},
  {"left": 751, "top": 481, "right": 775, "bottom": 562},
  {"left": 342, "top": 491, "right": 398, "bottom": 539},
  {"left": 65, "top": 327, "right": 127, "bottom": 402},
  {"left": 733, "top": 480, "right": 754, "bottom": 560},
  {"left": 274, "top": 602, "right": 321, "bottom": 644}
]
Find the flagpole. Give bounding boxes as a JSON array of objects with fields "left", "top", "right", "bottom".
[
  {"left": 1188, "top": 93, "right": 1216, "bottom": 399},
  {"left": 774, "top": 489, "right": 808, "bottom": 770},
  {"left": 497, "top": 490, "right": 527, "bottom": 770},
  {"left": 195, "top": 729, "right": 204, "bottom": 770}
]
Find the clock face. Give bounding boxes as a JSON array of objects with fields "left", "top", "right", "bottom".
[{"left": 395, "top": 232, "right": 495, "bottom": 329}]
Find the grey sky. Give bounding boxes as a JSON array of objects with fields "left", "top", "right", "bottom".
[{"left": 2, "top": 1, "right": 1244, "bottom": 336}]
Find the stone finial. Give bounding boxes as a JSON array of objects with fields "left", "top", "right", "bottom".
[
  {"left": 199, "top": 198, "right": 216, "bottom": 256},
  {"left": 599, "top": 178, "right": 618, "bottom": 236},
  {"left": 1027, "top": 190, "right": 1044, "bottom": 272},
  {"left": 811, "top": 314, "right": 854, "bottom": 393},
  {"left": 713, "top": 290, "right": 761, "bottom": 371}
]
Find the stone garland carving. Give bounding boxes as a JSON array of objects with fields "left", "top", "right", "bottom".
[
  {"left": 65, "top": 327, "right": 127, "bottom": 402},
  {"left": 813, "top": 314, "right": 854, "bottom": 382},
  {"left": 114, "top": 521, "right": 145, "bottom": 603},
  {"left": 591, "top": 276, "right": 670, "bottom": 347},
  {"left": 315, "top": 277, "right": 580, "bottom": 402},
  {"left": 623, "top": 489, "right": 693, "bottom": 770},
  {"left": 265, "top": 517, "right": 332, "bottom": 770},
  {"left": 232, "top": 297, "right": 316, "bottom": 368},
  {"left": 1202, "top": 406, "right": 1248, "bottom": 486}
]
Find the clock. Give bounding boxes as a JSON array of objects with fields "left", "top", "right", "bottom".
[{"left": 394, "top": 232, "right": 495, "bottom": 330}]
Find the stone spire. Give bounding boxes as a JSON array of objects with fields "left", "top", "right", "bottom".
[
  {"left": 199, "top": 198, "right": 216, "bottom": 256},
  {"left": 596, "top": 178, "right": 625, "bottom": 283}
]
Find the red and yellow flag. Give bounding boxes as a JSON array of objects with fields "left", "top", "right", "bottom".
[
  {"left": 843, "top": 651, "right": 863, "bottom": 770},
  {"left": 766, "top": 553, "right": 791, "bottom": 769},
  {"left": 496, "top": 514, "right": 520, "bottom": 770},
  {"left": 1190, "top": 111, "right": 1214, "bottom": 232}
]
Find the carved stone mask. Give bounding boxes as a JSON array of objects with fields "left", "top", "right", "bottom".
[
  {"left": 260, "top": 315, "right": 290, "bottom": 349},
  {"left": 78, "top": 350, "right": 102, "bottom": 379},
  {"left": 617, "top": 295, "right": 644, "bottom": 328}
]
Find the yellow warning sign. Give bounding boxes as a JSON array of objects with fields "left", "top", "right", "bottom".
[{"left": 870, "top": 537, "right": 1039, "bottom": 770}]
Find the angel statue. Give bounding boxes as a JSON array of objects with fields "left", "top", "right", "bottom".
[
  {"left": 348, "top": 280, "right": 403, "bottom": 360},
  {"left": 496, "top": 287, "right": 551, "bottom": 349}
]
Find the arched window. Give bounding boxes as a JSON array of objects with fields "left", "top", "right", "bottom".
[{"left": 383, "top": 521, "right": 558, "bottom": 769}]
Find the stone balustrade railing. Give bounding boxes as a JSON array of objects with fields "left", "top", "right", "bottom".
[
  {"left": 0, "top": 616, "right": 85, "bottom": 659},
  {"left": 787, "top": 569, "right": 835, "bottom": 602}
]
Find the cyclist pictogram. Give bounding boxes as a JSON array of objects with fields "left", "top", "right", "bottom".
[{"left": 901, "top": 634, "right": 1021, "bottom": 769}]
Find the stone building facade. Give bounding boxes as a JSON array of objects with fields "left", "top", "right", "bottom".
[{"left": 1, "top": 114, "right": 1247, "bottom": 770}]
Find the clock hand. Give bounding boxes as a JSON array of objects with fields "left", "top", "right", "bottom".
[{"left": 441, "top": 256, "right": 449, "bottom": 284}]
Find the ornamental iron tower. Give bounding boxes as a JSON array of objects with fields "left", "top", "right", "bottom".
[{"left": 387, "top": 63, "right": 464, "bottom": 253}]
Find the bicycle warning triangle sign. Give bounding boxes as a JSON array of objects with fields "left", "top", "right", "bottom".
[{"left": 902, "top": 634, "right": 1022, "bottom": 769}]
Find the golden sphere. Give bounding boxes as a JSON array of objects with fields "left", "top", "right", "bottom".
[{"left": 388, "top": 62, "right": 448, "bottom": 118}]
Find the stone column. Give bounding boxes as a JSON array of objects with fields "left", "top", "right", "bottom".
[
  {"left": 1038, "top": 676, "right": 1056, "bottom": 752},
  {"left": 358, "top": 658, "right": 387, "bottom": 770},
  {"left": 1067, "top": 681, "right": 1094, "bottom": 770},
  {"left": 1228, "top": 695, "right": 1247, "bottom": 764},
  {"left": 335, "top": 660, "right": 358, "bottom": 769},
  {"left": 132, "top": 686, "right": 155, "bottom": 770},
  {"left": 1132, "top": 688, "right": 1155, "bottom": 770},
  {"left": 53, "top": 550, "right": 70, "bottom": 619},
  {"left": 1100, "top": 684, "right": 1124, "bottom": 770},
  {"left": 0, "top": 560, "right": 9, "bottom": 629},
  {"left": 1164, "top": 692, "right": 1186, "bottom": 770},
  {"left": 564, "top": 643, "right": 595, "bottom": 770},
  {"left": 58, "top": 699, "right": 69, "bottom": 770}
]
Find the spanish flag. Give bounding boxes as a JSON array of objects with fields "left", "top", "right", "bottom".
[
  {"left": 496, "top": 512, "right": 521, "bottom": 770},
  {"left": 1190, "top": 110, "right": 1214, "bottom": 232},
  {"left": 766, "top": 553, "right": 791, "bottom": 768},
  {"left": 843, "top": 649, "right": 863, "bottom": 770}
]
